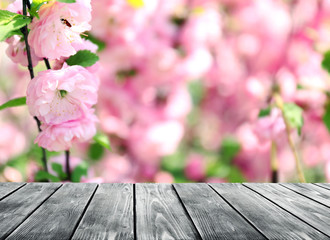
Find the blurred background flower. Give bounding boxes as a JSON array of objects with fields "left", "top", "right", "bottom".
[{"left": 1, "top": 0, "right": 330, "bottom": 183}]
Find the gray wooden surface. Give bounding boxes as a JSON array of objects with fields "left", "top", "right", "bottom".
[{"left": 0, "top": 183, "right": 330, "bottom": 240}]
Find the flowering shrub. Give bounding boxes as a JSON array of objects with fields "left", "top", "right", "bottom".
[{"left": 1, "top": 0, "right": 330, "bottom": 183}]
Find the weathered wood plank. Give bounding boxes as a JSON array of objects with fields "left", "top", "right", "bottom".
[
  {"left": 6, "top": 183, "right": 97, "bottom": 240},
  {"left": 244, "top": 183, "right": 330, "bottom": 237},
  {"left": 136, "top": 183, "right": 201, "bottom": 240},
  {"left": 281, "top": 183, "right": 330, "bottom": 207},
  {"left": 314, "top": 183, "right": 330, "bottom": 191},
  {"left": 0, "top": 183, "right": 61, "bottom": 239},
  {"left": 0, "top": 182, "right": 25, "bottom": 201},
  {"left": 72, "top": 183, "right": 134, "bottom": 240},
  {"left": 210, "top": 183, "right": 328, "bottom": 239},
  {"left": 174, "top": 183, "right": 266, "bottom": 240}
]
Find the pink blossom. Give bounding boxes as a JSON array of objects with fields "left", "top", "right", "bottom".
[
  {"left": 28, "top": 0, "right": 92, "bottom": 59},
  {"left": 253, "top": 108, "right": 286, "bottom": 142},
  {"left": 129, "top": 121, "right": 184, "bottom": 163},
  {"left": 6, "top": 0, "right": 23, "bottom": 14},
  {"left": 0, "top": 122, "right": 26, "bottom": 164},
  {"left": 154, "top": 171, "right": 174, "bottom": 183},
  {"left": 5, "top": 36, "right": 41, "bottom": 67},
  {"left": 184, "top": 154, "right": 205, "bottom": 181},
  {"left": 35, "top": 111, "right": 97, "bottom": 151},
  {"left": 26, "top": 64, "right": 98, "bottom": 125},
  {"left": 3, "top": 167, "right": 23, "bottom": 182}
]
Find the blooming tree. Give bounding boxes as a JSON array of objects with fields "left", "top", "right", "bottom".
[
  {"left": 0, "top": 0, "right": 105, "bottom": 181},
  {"left": 1, "top": 0, "right": 330, "bottom": 183}
]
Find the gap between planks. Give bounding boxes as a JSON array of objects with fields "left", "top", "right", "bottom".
[
  {"left": 69, "top": 184, "right": 100, "bottom": 239},
  {"left": 243, "top": 183, "right": 330, "bottom": 238}
]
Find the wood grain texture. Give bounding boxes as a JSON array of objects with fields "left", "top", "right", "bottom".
[
  {"left": 0, "top": 183, "right": 61, "bottom": 240},
  {"left": 244, "top": 183, "right": 330, "bottom": 237},
  {"left": 0, "top": 182, "right": 25, "bottom": 201},
  {"left": 314, "top": 183, "right": 330, "bottom": 191},
  {"left": 6, "top": 183, "right": 97, "bottom": 240},
  {"left": 210, "top": 183, "right": 328, "bottom": 240},
  {"left": 174, "top": 183, "right": 266, "bottom": 240},
  {"left": 281, "top": 183, "right": 330, "bottom": 207},
  {"left": 136, "top": 183, "right": 201, "bottom": 240},
  {"left": 72, "top": 183, "right": 134, "bottom": 240}
]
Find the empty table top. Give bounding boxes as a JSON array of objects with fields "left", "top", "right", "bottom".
[{"left": 0, "top": 182, "right": 330, "bottom": 239}]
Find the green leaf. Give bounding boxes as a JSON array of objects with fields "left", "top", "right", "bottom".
[
  {"left": 322, "top": 51, "right": 330, "bottom": 73},
  {"left": 0, "top": 16, "right": 31, "bottom": 41},
  {"left": 66, "top": 50, "right": 99, "bottom": 67},
  {"left": 323, "top": 103, "right": 330, "bottom": 133},
  {"left": 34, "top": 170, "right": 61, "bottom": 182},
  {"left": 81, "top": 32, "right": 106, "bottom": 52},
  {"left": 29, "top": 1, "right": 49, "bottom": 19},
  {"left": 71, "top": 162, "right": 88, "bottom": 182},
  {"left": 206, "top": 161, "right": 230, "bottom": 178},
  {"left": 57, "top": 0, "right": 76, "bottom": 3},
  {"left": 283, "top": 103, "right": 304, "bottom": 135},
  {"left": 258, "top": 107, "right": 271, "bottom": 118},
  {"left": 93, "top": 133, "right": 111, "bottom": 151},
  {"left": 227, "top": 166, "right": 245, "bottom": 183},
  {"left": 188, "top": 80, "right": 204, "bottom": 106},
  {"left": 88, "top": 142, "right": 104, "bottom": 160},
  {"left": 220, "top": 137, "right": 241, "bottom": 164},
  {"left": 0, "top": 97, "right": 26, "bottom": 111},
  {"left": 0, "top": 10, "right": 19, "bottom": 25},
  {"left": 51, "top": 162, "right": 67, "bottom": 180},
  {"left": 296, "top": 84, "right": 304, "bottom": 90}
]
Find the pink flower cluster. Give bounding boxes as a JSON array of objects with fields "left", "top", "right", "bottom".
[
  {"left": 4, "top": 0, "right": 98, "bottom": 152},
  {"left": 5, "top": 0, "right": 92, "bottom": 65},
  {"left": 27, "top": 64, "right": 98, "bottom": 151}
]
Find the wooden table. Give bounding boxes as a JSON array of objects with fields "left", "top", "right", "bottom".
[{"left": 1, "top": 183, "right": 330, "bottom": 239}]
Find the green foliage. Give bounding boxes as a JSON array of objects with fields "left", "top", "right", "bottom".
[
  {"left": 296, "top": 84, "right": 304, "bottom": 90},
  {"left": 51, "top": 162, "right": 67, "bottom": 179},
  {"left": 161, "top": 148, "right": 187, "bottom": 182},
  {"left": 35, "top": 170, "right": 61, "bottom": 182},
  {"left": 0, "top": 97, "right": 26, "bottom": 111},
  {"left": 283, "top": 103, "right": 304, "bottom": 135},
  {"left": 57, "top": 0, "right": 76, "bottom": 3},
  {"left": 81, "top": 33, "right": 106, "bottom": 52},
  {"left": 88, "top": 142, "right": 104, "bottom": 160},
  {"left": 188, "top": 80, "right": 204, "bottom": 106},
  {"left": 66, "top": 50, "right": 99, "bottom": 67},
  {"left": 0, "top": 13, "right": 31, "bottom": 41},
  {"left": 227, "top": 166, "right": 245, "bottom": 182},
  {"left": 29, "top": 0, "right": 49, "bottom": 18},
  {"left": 322, "top": 51, "right": 330, "bottom": 73},
  {"left": 0, "top": 10, "right": 19, "bottom": 25},
  {"left": 71, "top": 162, "right": 88, "bottom": 182},
  {"left": 171, "top": 16, "right": 186, "bottom": 27},
  {"left": 258, "top": 107, "right": 271, "bottom": 118},
  {"left": 220, "top": 137, "right": 241, "bottom": 165},
  {"left": 206, "top": 137, "right": 244, "bottom": 182},
  {"left": 93, "top": 133, "right": 111, "bottom": 151},
  {"left": 323, "top": 102, "right": 330, "bottom": 133},
  {"left": 116, "top": 69, "right": 137, "bottom": 79}
]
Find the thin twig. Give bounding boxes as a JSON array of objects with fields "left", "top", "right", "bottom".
[
  {"left": 270, "top": 141, "right": 278, "bottom": 183},
  {"left": 22, "top": 0, "right": 48, "bottom": 174},
  {"left": 65, "top": 150, "right": 71, "bottom": 181},
  {"left": 274, "top": 93, "right": 306, "bottom": 183},
  {"left": 43, "top": 58, "right": 51, "bottom": 69}
]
